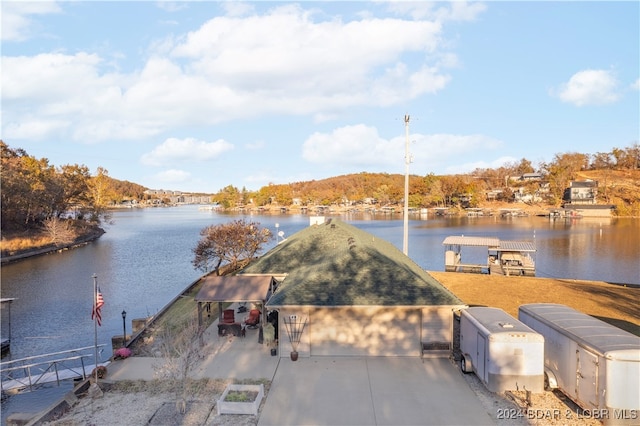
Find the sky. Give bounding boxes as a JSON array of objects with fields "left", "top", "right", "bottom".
[{"left": 2, "top": 1, "right": 639, "bottom": 194}]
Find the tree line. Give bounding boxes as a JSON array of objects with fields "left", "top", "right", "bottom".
[
  {"left": 1, "top": 141, "right": 146, "bottom": 233},
  {"left": 2, "top": 140, "right": 639, "bottom": 236},
  {"left": 213, "top": 143, "right": 639, "bottom": 211}
]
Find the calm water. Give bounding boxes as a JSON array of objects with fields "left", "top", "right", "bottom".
[{"left": 1, "top": 206, "right": 639, "bottom": 419}]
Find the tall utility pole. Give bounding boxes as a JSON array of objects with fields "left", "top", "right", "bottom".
[{"left": 403, "top": 114, "right": 411, "bottom": 256}]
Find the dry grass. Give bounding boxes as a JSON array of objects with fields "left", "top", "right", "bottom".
[
  {"left": 429, "top": 271, "right": 640, "bottom": 336},
  {"left": 129, "top": 277, "right": 223, "bottom": 355},
  {"left": 0, "top": 234, "right": 52, "bottom": 253}
]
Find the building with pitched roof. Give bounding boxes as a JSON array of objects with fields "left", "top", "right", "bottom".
[{"left": 238, "top": 217, "right": 466, "bottom": 358}]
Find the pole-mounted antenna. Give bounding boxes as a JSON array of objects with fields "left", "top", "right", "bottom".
[{"left": 403, "top": 114, "right": 411, "bottom": 256}]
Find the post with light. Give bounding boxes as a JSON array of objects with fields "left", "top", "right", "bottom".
[{"left": 121, "top": 310, "right": 127, "bottom": 347}]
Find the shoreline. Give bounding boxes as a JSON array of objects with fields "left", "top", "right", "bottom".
[{"left": 0, "top": 227, "right": 105, "bottom": 266}]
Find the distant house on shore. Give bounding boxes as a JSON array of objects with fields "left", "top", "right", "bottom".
[
  {"left": 238, "top": 218, "right": 465, "bottom": 359},
  {"left": 562, "top": 180, "right": 615, "bottom": 217},
  {"left": 565, "top": 180, "right": 598, "bottom": 204}
]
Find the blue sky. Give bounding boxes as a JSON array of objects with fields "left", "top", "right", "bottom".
[{"left": 2, "top": 1, "right": 638, "bottom": 193}]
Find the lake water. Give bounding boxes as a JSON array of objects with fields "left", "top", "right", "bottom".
[{"left": 1, "top": 206, "right": 639, "bottom": 420}]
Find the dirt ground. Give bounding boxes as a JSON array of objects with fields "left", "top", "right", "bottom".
[{"left": 429, "top": 271, "right": 640, "bottom": 336}]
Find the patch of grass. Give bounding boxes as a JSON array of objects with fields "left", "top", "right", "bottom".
[
  {"left": 108, "top": 378, "right": 266, "bottom": 397},
  {"left": 130, "top": 278, "right": 225, "bottom": 355},
  {"left": 224, "top": 390, "right": 258, "bottom": 402},
  {"left": 430, "top": 271, "right": 640, "bottom": 336}
]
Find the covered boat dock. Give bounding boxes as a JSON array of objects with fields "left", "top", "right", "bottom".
[{"left": 442, "top": 236, "right": 536, "bottom": 276}]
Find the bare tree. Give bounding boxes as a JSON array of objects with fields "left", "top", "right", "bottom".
[
  {"left": 153, "top": 318, "right": 204, "bottom": 414},
  {"left": 42, "top": 217, "right": 76, "bottom": 246},
  {"left": 192, "top": 219, "right": 272, "bottom": 274}
]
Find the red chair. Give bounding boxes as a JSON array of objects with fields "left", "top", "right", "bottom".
[
  {"left": 245, "top": 309, "right": 261, "bottom": 328},
  {"left": 222, "top": 309, "right": 235, "bottom": 324}
]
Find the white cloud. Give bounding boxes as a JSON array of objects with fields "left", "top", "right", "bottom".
[
  {"left": 631, "top": 78, "right": 640, "bottom": 91},
  {"left": 554, "top": 69, "right": 621, "bottom": 106},
  {"left": 1, "top": 1, "right": 62, "bottom": 41},
  {"left": 303, "top": 124, "right": 392, "bottom": 167},
  {"left": 153, "top": 169, "right": 191, "bottom": 183},
  {"left": 141, "top": 137, "right": 234, "bottom": 166},
  {"left": 168, "top": 5, "right": 450, "bottom": 107},
  {"left": 384, "top": 1, "right": 487, "bottom": 22},
  {"left": 220, "top": 1, "right": 255, "bottom": 17},
  {"left": 3, "top": 119, "right": 69, "bottom": 140},
  {"left": 409, "top": 133, "right": 503, "bottom": 172},
  {"left": 2, "top": 4, "right": 459, "bottom": 142},
  {"left": 1, "top": 53, "right": 149, "bottom": 141},
  {"left": 2, "top": 5, "right": 455, "bottom": 142},
  {"left": 303, "top": 125, "right": 503, "bottom": 173}
]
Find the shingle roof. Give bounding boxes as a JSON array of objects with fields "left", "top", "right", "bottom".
[
  {"left": 194, "top": 275, "right": 274, "bottom": 303},
  {"left": 241, "top": 219, "right": 463, "bottom": 307}
]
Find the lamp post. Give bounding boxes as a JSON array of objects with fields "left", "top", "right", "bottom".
[{"left": 121, "top": 310, "right": 127, "bottom": 347}]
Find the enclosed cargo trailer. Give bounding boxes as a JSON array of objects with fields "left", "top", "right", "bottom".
[
  {"left": 519, "top": 303, "right": 640, "bottom": 424},
  {"left": 459, "top": 307, "right": 545, "bottom": 393}
]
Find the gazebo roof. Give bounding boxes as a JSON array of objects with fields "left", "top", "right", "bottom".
[{"left": 194, "top": 275, "right": 274, "bottom": 303}]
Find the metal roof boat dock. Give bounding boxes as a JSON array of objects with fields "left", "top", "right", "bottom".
[{"left": 442, "top": 236, "right": 536, "bottom": 276}]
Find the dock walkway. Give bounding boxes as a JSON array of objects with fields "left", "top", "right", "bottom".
[{"left": 1, "top": 345, "right": 108, "bottom": 393}]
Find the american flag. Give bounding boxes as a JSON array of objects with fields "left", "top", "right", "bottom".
[{"left": 92, "top": 288, "right": 104, "bottom": 326}]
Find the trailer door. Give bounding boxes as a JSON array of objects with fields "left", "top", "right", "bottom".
[
  {"left": 576, "top": 348, "right": 599, "bottom": 408},
  {"left": 477, "top": 333, "right": 487, "bottom": 382}
]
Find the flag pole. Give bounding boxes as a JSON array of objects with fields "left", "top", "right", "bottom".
[{"left": 92, "top": 273, "right": 98, "bottom": 383}]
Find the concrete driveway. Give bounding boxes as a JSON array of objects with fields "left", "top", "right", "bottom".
[{"left": 259, "top": 357, "right": 494, "bottom": 426}]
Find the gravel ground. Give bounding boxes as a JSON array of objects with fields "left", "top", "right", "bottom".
[
  {"left": 40, "top": 363, "right": 605, "bottom": 426},
  {"left": 462, "top": 368, "right": 602, "bottom": 426},
  {"left": 42, "top": 379, "right": 266, "bottom": 426}
]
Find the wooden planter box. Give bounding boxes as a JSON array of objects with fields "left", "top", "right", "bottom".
[{"left": 217, "top": 384, "right": 264, "bottom": 416}]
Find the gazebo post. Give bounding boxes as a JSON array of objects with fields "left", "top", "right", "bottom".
[{"left": 197, "top": 301, "right": 203, "bottom": 328}]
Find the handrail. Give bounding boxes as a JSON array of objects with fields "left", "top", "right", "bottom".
[
  {"left": 0, "top": 355, "right": 89, "bottom": 374},
  {"left": 1, "top": 345, "right": 108, "bottom": 393},
  {"left": 0, "top": 344, "right": 105, "bottom": 368}
]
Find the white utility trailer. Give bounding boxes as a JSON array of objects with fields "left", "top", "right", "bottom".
[
  {"left": 519, "top": 303, "right": 640, "bottom": 424},
  {"left": 459, "top": 307, "right": 545, "bottom": 393}
]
